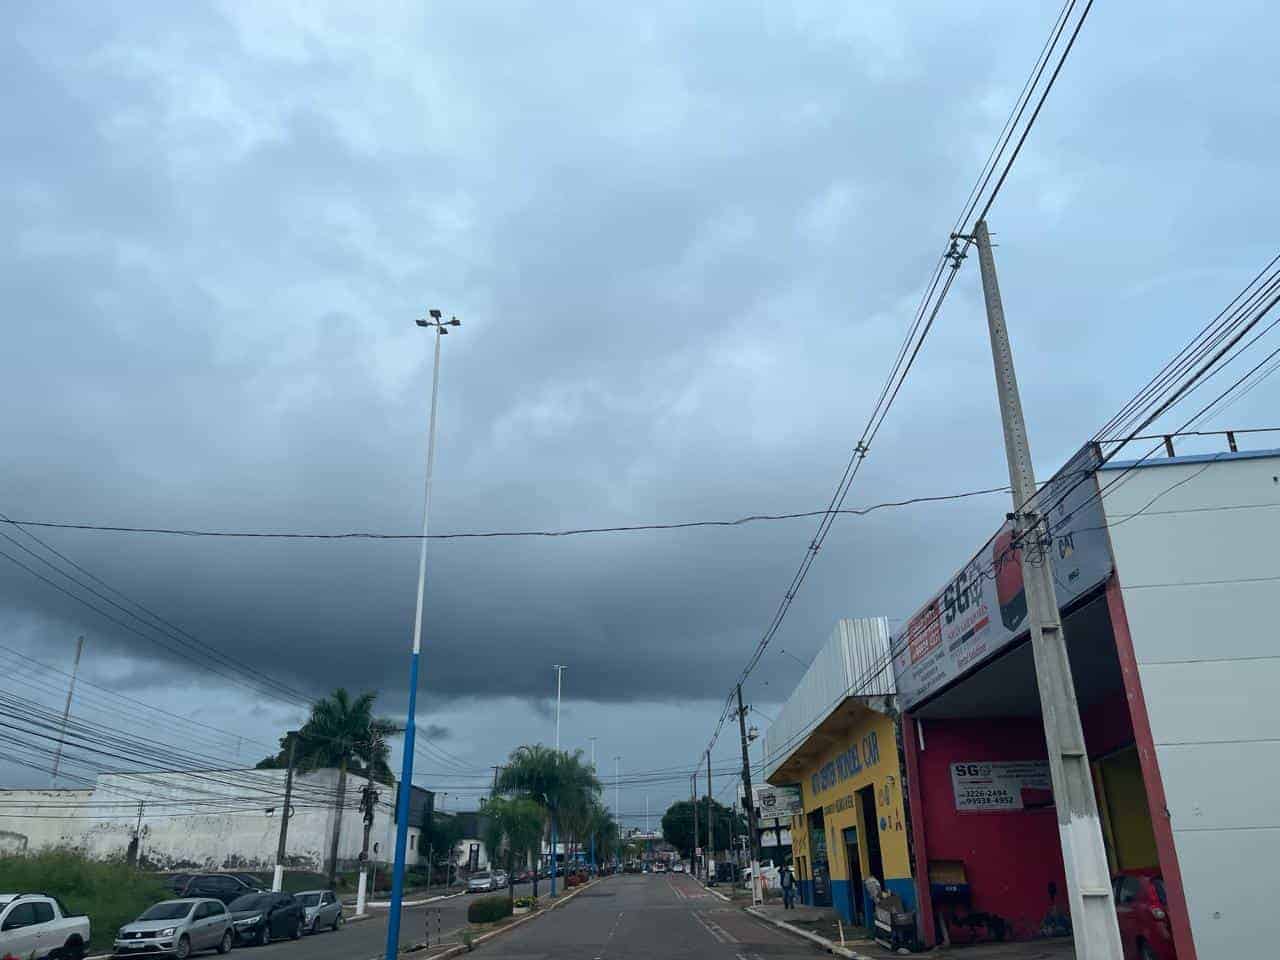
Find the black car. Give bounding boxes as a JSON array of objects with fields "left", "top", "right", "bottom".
[
  {"left": 181, "top": 874, "right": 265, "bottom": 905},
  {"left": 226, "top": 893, "right": 304, "bottom": 946}
]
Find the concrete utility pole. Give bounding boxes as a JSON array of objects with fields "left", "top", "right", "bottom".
[
  {"left": 51, "top": 635, "right": 85, "bottom": 787},
  {"left": 735, "top": 684, "right": 761, "bottom": 877},
  {"left": 705, "top": 751, "right": 713, "bottom": 881},
  {"left": 691, "top": 774, "right": 699, "bottom": 875},
  {"left": 386, "top": 309, "right": 460, "bottom": 960},
  {"left": 972, "top": 220, "right": 1122, "bottom": 958},
  {"left": 272, "top": 730, "right": 299, "bottom": 892}
]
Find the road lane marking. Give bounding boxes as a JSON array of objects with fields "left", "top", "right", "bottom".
[{"left": 691, "top": 910, "right": 729, "bottom": 944}]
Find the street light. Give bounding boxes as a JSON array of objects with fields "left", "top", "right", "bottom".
[{"left": 385, "top": 309, "right": 460, "bottom": 960}]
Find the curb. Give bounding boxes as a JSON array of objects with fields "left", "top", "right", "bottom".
[
  {"left": 421, "top": 876, "right": 605, "bottom": 959},
  {"left": 696, "top": 879, "right": 732, "bottom": 903},
  {"left": 366, "top": 891, "right": 466, "bottom": 909},
  {"left": 745, "top": 906, "right": 869, "bottom": 959}
]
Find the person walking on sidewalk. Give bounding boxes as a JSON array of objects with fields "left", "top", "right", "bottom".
[{"left": 779, "top": 863, "right": 796, "bottom": 910}]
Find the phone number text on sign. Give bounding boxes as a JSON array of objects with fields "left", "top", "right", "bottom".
[{"left": 950, "top": 761, "right": 1051, "bottom": 812}]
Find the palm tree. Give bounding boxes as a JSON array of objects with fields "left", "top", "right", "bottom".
[
  {"left": 482, "top": 797, "right": 546, "bottom": 904},
  {"left": 294, "top": 688, "right": 401, "bottom": 886},
  {"left": 496, "top": 745, "right": 600, "bottom": 892}
]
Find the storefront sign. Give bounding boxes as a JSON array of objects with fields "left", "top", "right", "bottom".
[
  {"left": 891, "top": 445, "right": 1113, "bottom": 710},
  {"left": 810, "top": 730, "right": 881, "bottom": 797},
  {"left": 950, "top": 761, "right": 1051, "bottom": 811},
  {"left": 753, "top": 784, "right": 802, "bottom": 823}
]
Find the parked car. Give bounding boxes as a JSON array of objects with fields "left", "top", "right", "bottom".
[
  {"left": 0, "top": 893, "right": 90, "bottom": 960},
  {"left": 181, "top": 874, "right": 264, "bottom": 906},
  {"left": 467, "top": 872, "right": 496, "bottom": 894},
  {"left": 114, "top": 898, "right": 231, "bottom": 958},
  {"left": 672, "top": 863, "right": 686, "bottom": 873},
  {"left": 293, "top": 890, "right": 343, "bottom": 934},
  {"left": 163, "top": 874, "right": 195, "bottom": 896},
  {"left": 1113, "top": 872, "right": 1175, "bottom": 960},
  {"left": 493, "top": 871, "right": 509, "bottom": 888},
  {"left": 514, "top": 870, "right": 534, "bottom": 883},
  {"left": 226, "top": 892, "right": 304, "bottom": 946},
  {"left": 653, "top": 862, "right": 666, "bottom": 873}
]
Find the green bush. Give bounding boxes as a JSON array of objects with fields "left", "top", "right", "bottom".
[
  {"left": 466, "top": 894, "right": 512, "bottom": 924},
  {"left": 0, "top": 852, "right": 169, "bottom": 950},
  {"left": 513, "top": 896, "right": 537, "bottom": 909}
]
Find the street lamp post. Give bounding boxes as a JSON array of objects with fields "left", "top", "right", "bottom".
[
  {"left": 385, "top": 309, "right": 460, "bottom": 960},
  {"left": 588, "top": 737, "right": 598, "bottom": 873},
  {"left": 550, "top": 664, "right": 566, "bottom": 895},
  {"left": 613, "top": 756, "right": 621, "bottom": 868}
]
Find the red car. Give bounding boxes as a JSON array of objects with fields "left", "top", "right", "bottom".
[{"left": 1113, "top": 872, "right": 1175, "bottom": 960}]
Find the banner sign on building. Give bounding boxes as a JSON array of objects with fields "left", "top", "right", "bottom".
[
  {"left": 752, "top": 784, "right": 802, "bottom": 824},
  {"left": 951, "top": 761, "right": 1052, "bottom": 811},
  {"left": 891, "top": 445, "right": 1113, "bottom": 710}
]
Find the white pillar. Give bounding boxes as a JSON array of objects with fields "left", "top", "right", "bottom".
[
  {"left": 271, "top": 864, "right": 284, "bottom": 893},
  {"left": 356, "top": 868, "right": 368, "bottom": 916}
]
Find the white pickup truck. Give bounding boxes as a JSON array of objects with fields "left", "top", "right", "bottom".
[{"left": 0, "top": 893, "right": 90, "bottom": 960}]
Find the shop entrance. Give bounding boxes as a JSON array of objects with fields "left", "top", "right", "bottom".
[
  {"left": 858, "top": 784, "right": 884, "bottom": 884},
  {"left": 807, "top": 808, "right": 832, "bottom": 906},
  {"left": 906, "top": 591, "right": 1171, "bottom": 946},
  {"left": 842, "top": 827, "right": 865, "bottom": 925}
]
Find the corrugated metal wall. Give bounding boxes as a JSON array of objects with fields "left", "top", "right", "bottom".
[{"left": 763, "top": 616, "right": 893, "bottom": 780}]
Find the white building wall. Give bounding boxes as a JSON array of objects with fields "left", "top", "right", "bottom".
[
  {"left": 0, "top": 768, "right": 408, "bottom": 873},
  {"left": 1102, "top": 450, "right": 1280, "bottom": 958}
]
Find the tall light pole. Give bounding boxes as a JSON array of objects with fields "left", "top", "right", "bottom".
[
  {"left": 550, "top": 664, "right": 566, "bottom": 894},
  {"left": 588, "top": 737, "right": 598, "bottom": 872},
  {"left": 385, "top": 309, "right": 460, "bottom": 960},
  {"left": 613, "top": 756, "right": 621, "bottom": 869},
  {"left": 553, "top": 664, "right": 566, "bottom": 749}
]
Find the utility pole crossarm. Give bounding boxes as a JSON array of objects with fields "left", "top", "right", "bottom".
[{"left": 974, "top": 221, "right": 1122, "bottom": 959}]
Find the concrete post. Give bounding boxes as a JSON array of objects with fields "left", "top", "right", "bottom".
[{"left": 973, "top": 220, "right": 1122, "bottom": 959}]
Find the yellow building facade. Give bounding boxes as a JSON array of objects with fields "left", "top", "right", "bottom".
[{"left": 778, "top": 701, "right": 915, "bottom": 927}]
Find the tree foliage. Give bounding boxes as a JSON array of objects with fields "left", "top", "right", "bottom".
[{"left": 661, "top": 798, "right": 744, "bottom": 857}]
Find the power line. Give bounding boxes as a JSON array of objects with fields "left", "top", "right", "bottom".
[{"left": 1, "top": 487, "right": 1012, "bottom": 542}]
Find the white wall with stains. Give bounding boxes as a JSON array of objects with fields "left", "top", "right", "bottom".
[{"left": 0, "top": 767, "right": 420, "bottom": 873}]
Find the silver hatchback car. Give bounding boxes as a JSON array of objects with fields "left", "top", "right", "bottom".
[
  {"left": 294, "top": 890, "right": 343, "bottom": 933},
  {"left": 114, "top": 898, "right": 231, "bottom": 958}
]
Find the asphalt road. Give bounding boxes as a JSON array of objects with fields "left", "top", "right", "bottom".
[
  {"left": 467, "top": 872, "right": 823, "bottom": 960},
  {"left": 243, "top": 881, "right": 541, "bottom": 960}
]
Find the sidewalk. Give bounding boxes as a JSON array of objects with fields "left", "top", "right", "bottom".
[{"left": 748, "top": 901, "right": 1076, "bottom": 960}]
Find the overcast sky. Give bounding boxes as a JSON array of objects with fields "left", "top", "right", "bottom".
[{"left": 3, "top": 0, "right": 1278, "bottom": 822}]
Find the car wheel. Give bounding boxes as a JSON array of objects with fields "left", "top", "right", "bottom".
[
  {"left": 257, "top": 923, "right": 271, "bottom": 946},
  {"left": 175, "top": 934, "right": 192, "bottom": 960},
  {"left": 291, "top": 917, "right": 303, "bottom": 940},
  {"left": 332, "top": 913, "right": 343, "bottom": 932},
  {"left": 60, "top": 937, "right": 86, "bottom": 960},
  {"left": 217, "top": 929, "right": 233, "bottom": 954}
]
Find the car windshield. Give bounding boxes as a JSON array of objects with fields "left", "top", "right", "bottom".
[
  {"left": 228, "top": 894, "right": 272, "bottom": 912},
  {"left": 471, "top": 874, "right": 490, "bottom": 881},
  {"left": 295, "top": 894, "right": 321, "bottom": 907},
  {"left": 139, "top": 902, "right": 194, "bottom": 921}
]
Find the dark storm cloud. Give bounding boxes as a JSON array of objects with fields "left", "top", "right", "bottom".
[{"left": 2, "top": 0, "right": 1278, "bottom": 743}]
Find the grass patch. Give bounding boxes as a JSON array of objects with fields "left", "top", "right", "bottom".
[{"left": 0, "top": 852, "right": 170, "bottom": 950}]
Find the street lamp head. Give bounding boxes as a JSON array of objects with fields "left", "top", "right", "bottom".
[
  {"left": 450, "top": 317, "right": 460, "bottom": 326},
  {"left": 415, "top": 318, "right": 429, "bottom": 327},
  {"left": 429, "top": 308, "right": 443, "bottom": 319},
  {"left": 439, "top": 326, "right": 449, "bottom": 334}
]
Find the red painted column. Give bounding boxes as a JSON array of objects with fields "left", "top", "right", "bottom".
[
  {"left": 1105, "top": 574, "right": 1197, "bottom": 960},
  {"left": 901, "top": 712, "right": 936, "bottom": 947}
]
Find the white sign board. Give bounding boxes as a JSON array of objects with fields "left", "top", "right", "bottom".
[
  {"left": 891, "top": 445, "right": 1114, "bottom": 711},
  {"left": 753, "top": 784, "right": 802, "bottom": 824},
  {"left": 950, "top": 761, "right": 1052, "bottom": 811}
]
